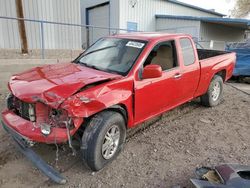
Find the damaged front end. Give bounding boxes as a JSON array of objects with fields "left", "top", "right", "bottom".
[
  {"left": 4, "top": 93, "right": 83, "bottom": 144},
  {"left": 2, "top": 62, "right": 126, "bottom": 184},
  {"left": 2, "top": 94, "right": 84, "bottom": 184}
]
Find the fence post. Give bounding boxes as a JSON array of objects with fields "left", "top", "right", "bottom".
[
  {"left": 40, "top": 21, "right": 45, "bottom": 59},
  {"left": 91, "top": 27, "right": 94, "bottom": 45},
  {"left": 86, "top": 26, "right": 90, "bottom": 48}
]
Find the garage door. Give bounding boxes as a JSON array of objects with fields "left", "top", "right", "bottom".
[{"left": 88, "top": 4, "right": 109, "bottom": 45}]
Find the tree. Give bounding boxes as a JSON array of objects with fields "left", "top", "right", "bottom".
[{"left": 232, "top": 0, "right": 250, "bottom": 18}]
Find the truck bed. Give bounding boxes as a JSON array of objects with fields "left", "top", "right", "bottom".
[
  {"left": 197, "top": 49, "right": 230, "bottom": 60},
  {"left": 195, "top": 48, "right": 236, "bottom": 98}
]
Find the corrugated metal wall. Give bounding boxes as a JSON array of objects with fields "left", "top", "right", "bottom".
[
  {"left": 0, "top": 0, "right": 81, "bottom": 49},
  {"left": 119, "top": 0, "right": 220, "bottom": 32},
  {"left": 0, "top": 0, "right": 20, "bottom": 49},
  {"left": 200, "top": 22, "right": 245, "bottom": 42},
  {"left": 156, "top": 18, "right": 201, "bottom": 39},
  {"left": 156, "top": 18, "right": 246, "bottom": 50}
]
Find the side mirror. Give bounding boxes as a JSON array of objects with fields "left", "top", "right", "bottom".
[{"left": 142, "top": 64, "right": 162, "bottom": 79}]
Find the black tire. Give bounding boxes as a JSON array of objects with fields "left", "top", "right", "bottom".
[
  {"left": 81, "top": 111, "right": 126, "bottom": 171},
  {"left": 200, "top": 75, "right": 223, "bottom": 107}
]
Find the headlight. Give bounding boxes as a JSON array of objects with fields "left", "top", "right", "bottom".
[
  {"left": 49, "top": 108, "right": 70, "bottom": 128},
  {"left": 40, "top": 123, "right": 51, "bottom": 136}
]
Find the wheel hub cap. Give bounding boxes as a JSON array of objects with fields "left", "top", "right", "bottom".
[
  {"left": 211, "top": 82, "right": 221, "bottom": 101},
  {"left": 102, "top": 125, "right": 120, "bottom": 160}
]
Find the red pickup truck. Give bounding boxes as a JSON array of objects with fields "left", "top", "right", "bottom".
[{"left": 2, "top": 33, "right": 236, "bottom": 183}]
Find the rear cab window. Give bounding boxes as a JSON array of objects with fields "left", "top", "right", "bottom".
[{"left": 180, "top": 38, "right": 195, "bottom": 66}]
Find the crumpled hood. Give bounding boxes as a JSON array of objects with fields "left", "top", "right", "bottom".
[{"left": 9, "top": 62, "right": 121, "bottom": 108}]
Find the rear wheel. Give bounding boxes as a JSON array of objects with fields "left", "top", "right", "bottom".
[
  {"left": 201, "top": 75, "right": 223, "bottom": 107},
  {"left": 81, "top": 111, "right": 126, "bottom": 171}
]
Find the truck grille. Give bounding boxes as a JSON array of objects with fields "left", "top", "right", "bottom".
[{"left": 7, "top": 94, "right": 35, "bottom": 121}]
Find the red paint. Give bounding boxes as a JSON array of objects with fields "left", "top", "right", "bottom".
[
  {"left": 2, "top": 33, "right": 236, "bottom": 143},
  {"left": 142, "top": 64, "right": 162, "bottom": 79},
  {"left": 1, "top": 110, "right": 83, "bottom": 143},
  {"left": 8, "top": 63, "right": 121, "bottom": 108}
]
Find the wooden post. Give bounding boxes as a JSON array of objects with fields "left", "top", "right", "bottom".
[{"left": 15, "top": 0, "right": 28, "bottom": 54}]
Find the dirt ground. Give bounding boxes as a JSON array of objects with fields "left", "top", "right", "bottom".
[{"left": 0, "top": 84, "right": 249, "bottom": 188}]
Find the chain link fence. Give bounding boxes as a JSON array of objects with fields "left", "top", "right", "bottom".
[
  {"left": 0, "top": 16, "right": 132, "bottom": 60},
  {"left": 0, "top": 16, "right": 235, "bottom": 61}
]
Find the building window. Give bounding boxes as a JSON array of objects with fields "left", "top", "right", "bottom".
[
  {"left": 180, "top": 38, "right": 195, "bottom": 66},
  {"left": 127, "top": 22, "right": 138, "bottom": 32}
]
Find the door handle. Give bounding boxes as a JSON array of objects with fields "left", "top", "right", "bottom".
[{"left": 174, "top": 73, "right": 182, "bottom": 79}]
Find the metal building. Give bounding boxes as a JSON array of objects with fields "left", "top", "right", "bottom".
[
  {"left": 0, "top": 0, "right": 81, "bottom": 49},
  {"left": 156, "top": 15, "right": 250, "bottom": 49},
  {"left": 1, "top": 0, "right": 250, "bottom": 50},
  {"left": 81, "top": 0, "right": 250, "bottom": 49}
]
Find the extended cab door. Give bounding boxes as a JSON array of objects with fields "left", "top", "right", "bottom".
[
  {"left": 177, "top": 37, "right": 200, "bottom": 102},
  {"left": 134, "top": 40, "right": 184, "bottom": 123}
]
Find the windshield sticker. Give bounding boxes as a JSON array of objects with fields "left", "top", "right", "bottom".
[{"left": 126, "top": 41, "right": 145, "bottom": 49}]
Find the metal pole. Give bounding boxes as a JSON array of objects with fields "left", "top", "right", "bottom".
[
  {"left": 86, "top": 26, "right": 90, "bottom": 48},
  {"left": 40, "top": 21, "right": 45, "bottom": 59},
  {"left": 91, "top": 27, "right": 93, "bottom": 45}
]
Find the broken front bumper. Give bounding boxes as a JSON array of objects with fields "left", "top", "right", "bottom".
[
  {"left": 1, "top": 110, "right": 82, "bottom": 143},
  {"left": 1, "top": 120, "right": 67, "bottom": 184}
]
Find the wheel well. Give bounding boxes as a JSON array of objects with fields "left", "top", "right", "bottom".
[
  {"left": 107, "top": 104, "right": 128, "bottom": 128},
  {"left": 215, "top": 70, "right": 226, "bottom": 81},
  {"left": 79, "top": 104, "right": 128, "bottom": 134}
]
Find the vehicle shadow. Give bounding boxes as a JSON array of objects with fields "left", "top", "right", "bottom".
[{"left": 127, "top": 98, "right": 202, "bottom": 139}]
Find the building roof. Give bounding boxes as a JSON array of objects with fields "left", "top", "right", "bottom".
[
  {"left": 155, "top": 14, "right": 250, "bottom": 29},
  {"left": 166, "top": 0, "right": 225, "bottom": 17}
]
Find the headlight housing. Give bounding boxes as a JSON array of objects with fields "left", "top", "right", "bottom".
[
  {"left": 48, "top": 108, "right": 72, "bottom": 128},
  {"left": 40, "top": 123, "right": 51, "bottom": 136}
]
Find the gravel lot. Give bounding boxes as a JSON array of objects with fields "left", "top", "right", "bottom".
[{"left": 0, "top": 83, "right": 249, "bottom": 188}]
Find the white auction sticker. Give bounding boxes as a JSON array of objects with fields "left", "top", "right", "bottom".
[{"left": 126, "top": 41, "right": 145, "bottom": 49}]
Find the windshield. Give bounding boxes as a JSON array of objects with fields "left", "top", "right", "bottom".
[{"left": 75, "top": 38, "right": 146, "bottom": 75}]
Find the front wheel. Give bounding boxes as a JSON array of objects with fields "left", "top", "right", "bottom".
[
  {"left": 81, "top": 111, "right": 126, "bottom": 171},
  {"left": 200, "top": 75, "right": 223, "bottom": 107}
]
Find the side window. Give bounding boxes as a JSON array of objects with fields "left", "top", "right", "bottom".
[
  {"left": 180, "top": 38, "right": 195, "bottom": 66},
  {"left": 143, "top": 41, "right": 178, "bottom": 71}
]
